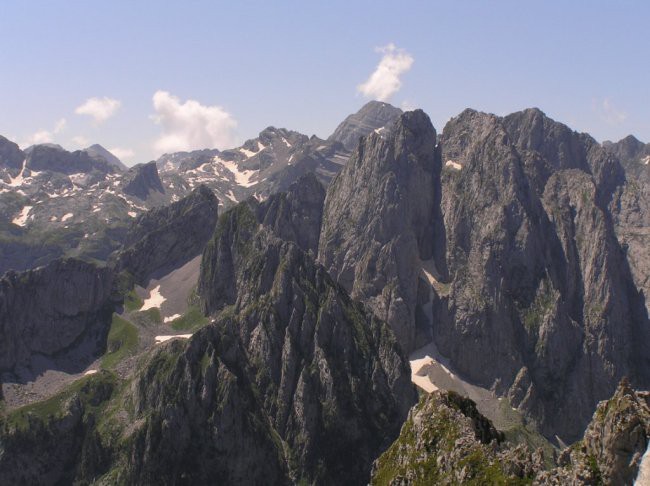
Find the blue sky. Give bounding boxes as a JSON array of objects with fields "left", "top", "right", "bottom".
[{"left": 1, "top": 1, "right": 648, "bottom": 165}]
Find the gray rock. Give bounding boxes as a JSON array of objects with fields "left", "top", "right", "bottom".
[
  {"left": 0, "top": 135, "right": 24, "bottom": 177},
  {"left": 319, "top": 109, "right": 446, "bottom": 352},
  {"left": 437, "top": 107, "right": 650, "bottom": 441},
  {"left": 195, "top": 200, "right": 415, "bottom": 484},
  {"left": 328, "top": 100, "right": 403, "bottom": 151},
  {"left": 122, "top": 161, "right": 165, "bottom": 200},
  {"left": 605, "top": 135, "right": 650, "bottom": 314},
  {"left": 0, "top": 258, "right": 115, "bottom": 373}
]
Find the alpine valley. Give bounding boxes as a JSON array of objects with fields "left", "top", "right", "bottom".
[{"left": 1, "top": 101, "right": 649, "bottom": 485}]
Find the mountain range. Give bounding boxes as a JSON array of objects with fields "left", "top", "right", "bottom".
[{"left": 0, "top": 100, "right": 648, "bottom": 484}]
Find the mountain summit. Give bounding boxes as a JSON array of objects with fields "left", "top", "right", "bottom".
[{"left": 328, "top": 100, "right": 403, "bottom": 151}]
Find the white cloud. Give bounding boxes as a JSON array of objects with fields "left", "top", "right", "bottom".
[
  {"left": 357, "top": 43, "right": 414, "bottom": 101},
  {"left": 108, "top": 147, "right": 135, "bottom": 160},
  {"left": 22, "top": 118, "right": 67, "bottom": 147},
  {"left": 75, "top": 97, "right": 121, "bottom": 123},
  {"left": 151, "top": 90, "right": 238, "bottom": 155},
  {"left": 25, "top": 130, "right": 54, "bottom": 145},
  {"left": 595, "top": 98, "right": 627, "bottom": 125},
  {"left": 71, "top": 135, "right": 89, "bottom": 147}
]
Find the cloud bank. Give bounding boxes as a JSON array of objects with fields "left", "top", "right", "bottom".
[
  {"left": 357, "top": 43, "right": 414, "bottom": 101},
  {"left": 151, "top": 90, "right": 238, "bottom": 155},
  {"left": 75, "top": 97, "right": 121, "bottom": 123}
]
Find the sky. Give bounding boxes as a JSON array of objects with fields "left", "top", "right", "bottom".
[{"left": 1, "top": 0, "right": 648, "bottom": 166}]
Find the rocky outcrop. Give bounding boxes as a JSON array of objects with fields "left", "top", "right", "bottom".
[
  {"left": 371, "top": 390, "right": 545, "bottom": 485},
  {"left": 436, "top": 108, "right": 650, "bottom": 441},
  {"left": 199, "top": 175, "right": 325, "bottom": 315},
  {"left": 372, "top": 380, "right": 650, "bottom": 485},
  {"left": 254, "top": 172, "right": 325, "bottom": 255},
  {"left": 328, "top": 100, "right": 403, "bottom": 151},
  {"left": 0, "top": 135, "right": 24, "bottom": 177},
  {"left": 539, "top": 379, "right": 650, "bottom": 485},
  {"left": 0, "top": 258, "right": 115, "bottom": 373},
  {"left": 319, "top": 109, "right": 446, "bottom": 352},
  {"left": 115, "top": 185, "right": 218, "bottom": 284},
  {"left": 122, "top": 161, "right": 165, "bottom": 200}
]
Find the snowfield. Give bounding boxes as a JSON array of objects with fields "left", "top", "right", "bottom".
[{"left": 141, "top": 285, "right": 167, "bottom": 310}]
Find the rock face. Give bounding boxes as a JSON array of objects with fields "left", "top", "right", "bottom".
[
  {"left": 253, "top": 172, "right": 325, "bottom": 255},
  {"left": 199, "top": 174, "right": 325, "bottom": 315},
  {"left": 116, "top": 185, "right": 218, "bottom": 284},
  {"left": 195, "top": 200, "right": 415, "bottom": 484},
  {"left": 122, "top": 161, "right": 165, "bottom": 200},
  {"left": 319, "top": 109, "right": 446, "bottom": 352},
  {"left": 328, "top": 100, "right": 403, "bottom": 151},
  {"left": 371, "top": 391, "right": 544, "bottom": 485},
  {"left": 0, "top": 135, "right": 24, "bottom": 177},
  {"left": 0, "top": 258, "right": 115, "bottom": 373},
  {"left": 433, "top": 108, "right": 650, "bottom": 441},
  {"left": 605, "top": 135, "right": 650, "bottom": 314}
]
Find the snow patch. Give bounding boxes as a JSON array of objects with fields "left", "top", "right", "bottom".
[
  {"left": 128, "top": 211, "right": 137, "bottom": 218},
  {"left": 281, "top": 137, "right": 292, "bottom": 147},
  {"left": 239, "top": 147, "right": 258, "bottom": 158},
  {"left": 61, "top": 212, "right": 73, "bottom": 222},
  {"left": 84, "top": 369, "right": 98, "bottom": 376},
  {"left": 7, "top": 160, "right": 27, "bottom": 187},
  {"left": 12, "top": 206, "right": 32, "bottom": 226},
  {"left": 445, "top": 160, "right": 462, "bottom": 170},
  {"left": 163, "top": 314, "right": 182, "bottom": 323},
  {"left": 642, "top": 155, "right": 650, "bottom": 166},
  {"left": 141, "top": 285, "right": 166, "bottom": 310},
  {"left": 155, "top": 334, "right": 192, "bottom": 344},
  {"left": 219, "top": 159, "right": 257, "bottom": 187}
]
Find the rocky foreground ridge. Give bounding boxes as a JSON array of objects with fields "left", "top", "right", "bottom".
[{"left": 371, "top": 379, "right": 650, "bottom": 485}]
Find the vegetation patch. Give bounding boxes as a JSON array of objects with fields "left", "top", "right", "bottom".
[
  {"left": 170, "top": 305, "right": 209, "bottom": 331},
  {"left": 124, "top": 288, "right": 143, "bottom": 312},
  {"left": 102, "top": 314, "right": 139, "bottom": 369}
]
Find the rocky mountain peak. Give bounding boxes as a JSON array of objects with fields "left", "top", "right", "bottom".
[
  {"left": 319, "top": 109, "right": 446, "bottom": 352},
  {"left": 122, "top": 161, "right": 165, "bottom": 200},
  {"left": 328, "top": 100, "right": 403, "bottom": 151},
  {"left": 82, "top": 144, "right": 128, "bottom": 171}
]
